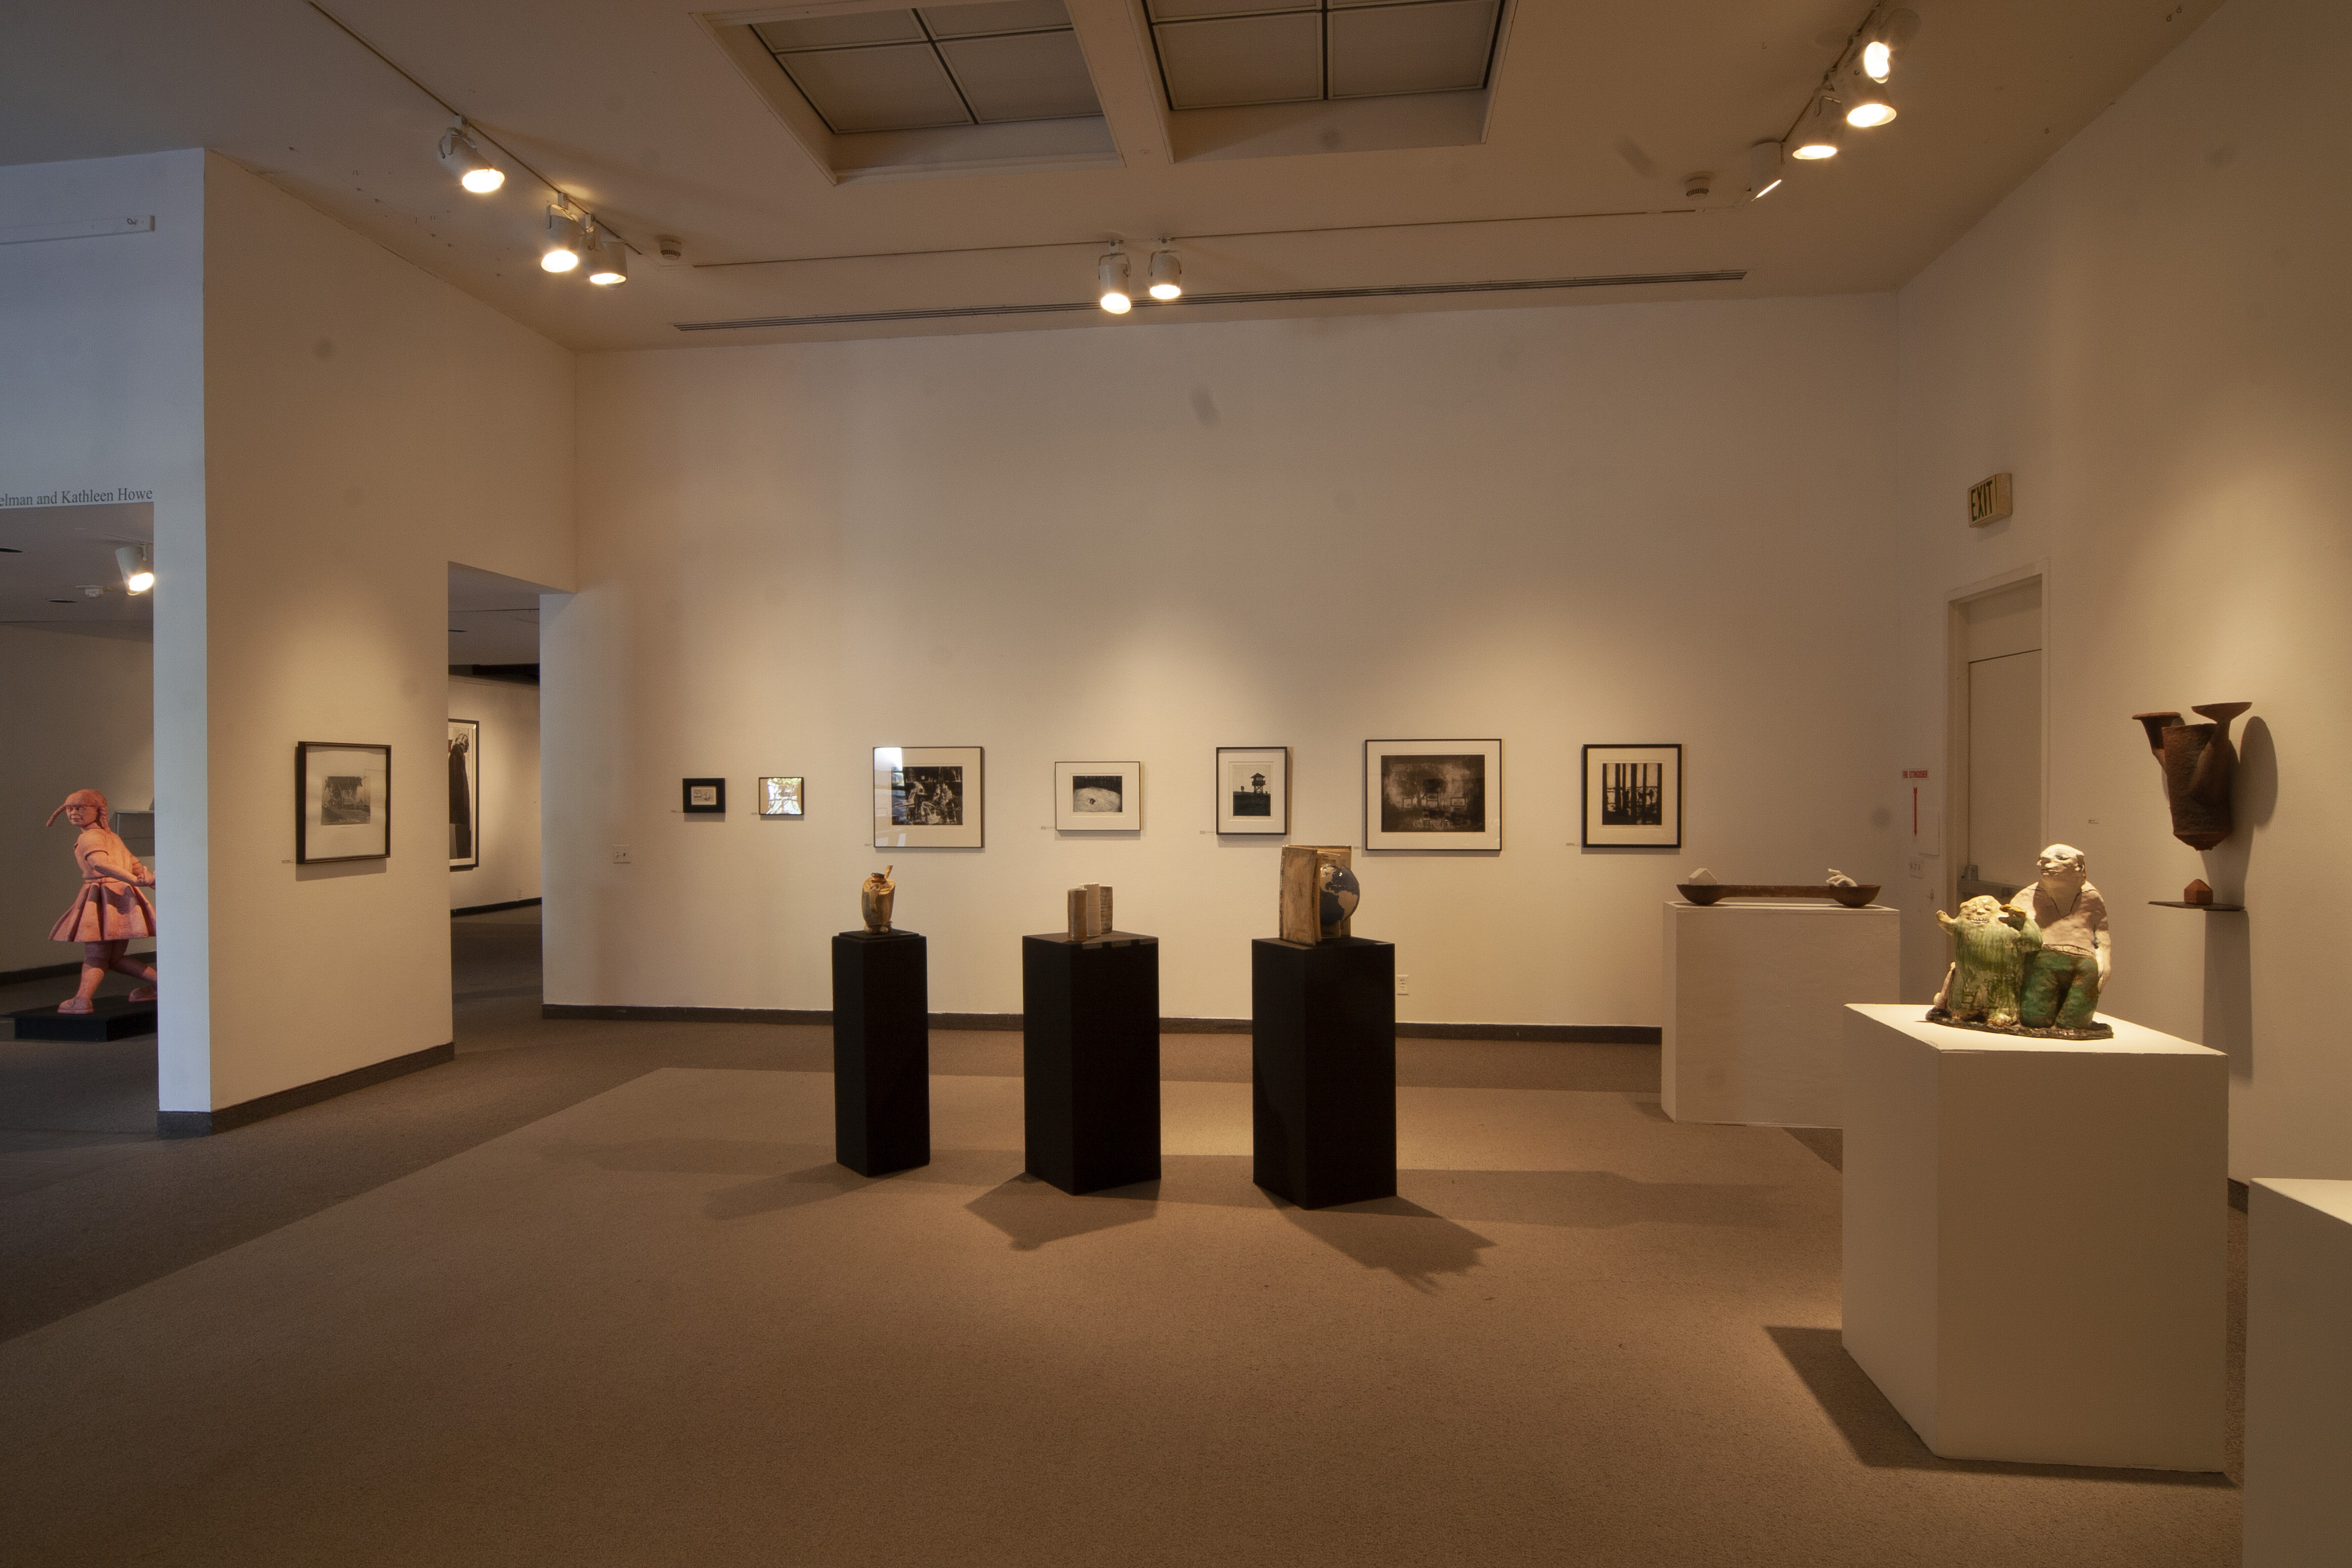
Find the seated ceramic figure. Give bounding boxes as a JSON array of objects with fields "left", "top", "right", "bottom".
[
  {"left": 46, "top": 789, "right": 158, "bottom": 1014},
  {"left": 1931, "top": 895, "right": 2041, "bottom": 1028},
  {"left": 2006, "top": 844, "right": 2110, "bottom": 1032}
]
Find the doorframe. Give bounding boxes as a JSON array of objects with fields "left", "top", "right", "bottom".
[{"left": 1944, "top": 559, "right": 2049, "bottom": 914}]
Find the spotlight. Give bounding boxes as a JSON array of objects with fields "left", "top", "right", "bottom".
[
  {"left": 1747, "top": 140, "right": 1783, "bottom": 200},
  {"left": 542, "top": 205, "right": 583, "bottom": 273},
  {"left": 587, "top": 236, "right": 630, "bottom": 287},
  {"left": 1789, "top": 95, "right": 1844, "bottom": 160},
  {"left": 1097, "top": 250, "right": 1132, "bottom": 314},
  {"left": 1859, "top": 7, "right": 1918, "bottom": 82},
  {"left": 1147, "top": 248, "right": 1182, "bottom": 301},
  {"left": 1843, "top": 71, "right": 1897, "bottom": 127},
  {"left": 1861, "top": 39, "right": 1892, "bottom": 82},
  {"left": 436, "top": 121, "right": 504, "bottom": 194},
  {"left": 114, "top": 544, "right": 153, "bottom": 595}
]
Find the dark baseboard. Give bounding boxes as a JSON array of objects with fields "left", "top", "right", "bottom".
[
  {"left": 156, "top": 1041, "right": 455, "bottom": 1138},
  {"left": 539, "top": 1002, "right": 1659, "bottom": 1044},
  {"left": 453, "top": 897, "right": 542, "bottom": 917},
  {"left": 0, "top": 960, "right": 85, "bottom": 986}
]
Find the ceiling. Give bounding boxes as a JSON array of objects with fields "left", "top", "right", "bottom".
[
  {"left": 0, "top": 0, "right": 2222, "bottom": 351},
  {"left": 448, "top": 562, "right": 552, "bottom": 665},
  {"left": 0, "top": 504, "right": 156, "bottom": 641}
]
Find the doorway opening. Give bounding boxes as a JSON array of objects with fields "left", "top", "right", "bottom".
[
  {"left": 1946, "top": 574, "right": 2045, "bottom": 910},
  {"left": 447, "top": 562, "right": 554, "bottom": 1021}
]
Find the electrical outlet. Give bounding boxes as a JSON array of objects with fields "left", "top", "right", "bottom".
[
  {"left": 1396, "top": 973, "right": 1410, "bottom": 996},
  {"left": 611, "top": 846, "right": 632, "bottom": 864}
]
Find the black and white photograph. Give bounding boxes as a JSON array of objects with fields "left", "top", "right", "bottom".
[
  {"left": 448, "top": 719, "right": 479, "bottom": 870},
  {"left": 758, "top": 776, "right": 804, "bottom": 818},
  {"left": 1055, "top": 760, "right": 1142, "bottom": 832},
  {"left": 683, "top": 777, "right": 726, "bottom": 814},
  {"left": 873, "top": 746, "right": 983, "bottom": 847},
  {"left": 1214, "top": 746, "right": 1290, "bottom": 835},
  {"left": 1582, "top": 743, "right": 1682, "bottom": 847},
  {"left": 1363, "top": 738, "right": 1502, "bottom": 851},
  {"left": 295, "top": 741, "right": 391, "bottom": 864}
]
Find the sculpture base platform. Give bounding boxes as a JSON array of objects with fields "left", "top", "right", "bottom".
[
  {"left": 9, "top": 996, "right": 158, "bottom": 1042},
  {"left": 2245, "top": 1179, "right": 2352, "bottom": 1565},
  {"left": 1843, "top": 1003, "right": 2226, "bottom": 1470},
  {"left": 831, "top": 930, "right": 929, "bottom": 1177},
  {"left": 1021, "top": 932, "right": 1160, "bottom": 1195},
  {"left": 1251, "top": 937, "right": 1396, "bottom": 1209}
]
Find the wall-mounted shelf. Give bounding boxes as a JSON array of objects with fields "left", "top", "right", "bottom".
[{"left": 2149, "top": 901, "right": 2246, "bottom": 912}]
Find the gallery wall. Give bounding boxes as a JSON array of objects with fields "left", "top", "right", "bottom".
[
  {"left": 549, "top": 294, "right": 1906, "bottom": 1027},
  {"left": 448, "top": 675, "right": 542, "bottom": 911},
  {"left": 189, "top": 154, "right": 575, "bottom": 1111},
  {"left": 1892, "top": 0, "right": 2352, "bottom": 1179},
  {"left": 0, "top": 626, "right": 154, "bottom": 975}
]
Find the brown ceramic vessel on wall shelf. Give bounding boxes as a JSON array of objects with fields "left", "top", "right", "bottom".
[{"left": 2130, "top": 701, "right": 2251, "bottom": 850}]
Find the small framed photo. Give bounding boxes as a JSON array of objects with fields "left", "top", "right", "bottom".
[
  {"left": 875, "top": 746, "right": 983, "bottom": 848},
  {"left": 758, "top": 776, "right": 804, "bottom": 818},
  {"left": 1215, "top": 746, "right": 1289, "bottom": 835},
  {"left": 1055, "top": 761, "right": 1142, "bottom": 832},
  {"left": 297, "top": 742, "right": 391, "bottom": 864},
  {"left": 448, "top": 720, "right": 480, "bottom": 871},
  {"left": 1365, "top": 738, "right": 1501, "bottom": 851},
  {"left": 683, "top": 777, "right": 726, "bottom": 814},
  {"left": 1583, "top": 744, "right": 1681, "bottom": 847}
]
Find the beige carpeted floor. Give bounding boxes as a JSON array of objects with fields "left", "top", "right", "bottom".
[{"left": 1, "top": 1029, "right": 2240, "bottom": 1563}]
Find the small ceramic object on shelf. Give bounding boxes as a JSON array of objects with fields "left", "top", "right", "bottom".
[
  {"left": 44, "top": 789, "right": 158, "bottom": 1015},
  {"left": 2183, "top": 878, "right": 2213, "bottom": 906},
  {"left": 2130, "top": 701, "right": 2251, "bottom": 850},
  {"left": 861, "top": 866, "right": 895, "bottom": 932}
]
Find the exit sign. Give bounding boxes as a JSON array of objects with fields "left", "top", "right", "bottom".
[{"left": 1968, "top": 473, "right": 2014, "bottom": 527}]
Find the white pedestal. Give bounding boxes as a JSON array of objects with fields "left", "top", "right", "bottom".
[
  {"left": 2245, "top": 1179, "right": 2352, "bottom": 1565},
  {"left": 1841, "top": 1003, "right": 2226, "bottom": 1469},
  {"left": 1661, "top": 901, "right": 1899, "bottom": 1127}
]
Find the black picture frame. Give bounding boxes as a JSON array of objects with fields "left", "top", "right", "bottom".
[
  {"left": 296, "top": 741, "right": 391, "bottom": 865},
  {"left": 683, "top": 777, "right": 726, "bottom": 814},
  {"left": 448, "top": 719, "right": 480, "bottom": 871},
  {"left": 1581, "top": 743, "right": 1682, "bottom": 848}
]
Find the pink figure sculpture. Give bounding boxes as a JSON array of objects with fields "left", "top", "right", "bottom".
[{"left": 45, "top": 789, "right": 158, "bottom": 1014}]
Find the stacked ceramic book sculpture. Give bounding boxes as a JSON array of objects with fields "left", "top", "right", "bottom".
[{"left": 1065, "top": 882, "right": 1114, "bottom": 941}]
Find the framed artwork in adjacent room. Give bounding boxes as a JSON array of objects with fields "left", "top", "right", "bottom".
[
  {"left": 683, "top": 777, "right": 726, "bottom": 814},
  {"left": 1583, "top": 743, "right": 1681, "bottom": 847},
  {"left": 1055, "top": 761, "right": 1142, "bottom": 832},
  {"left": 1215, "top": 746, "right": 1289, "bottom": 835},
  {"left": 296, "top": 741, "right": 391, "bottom": 864},
  {"left": 759, "top": 776, "right": 804, "bottom": 818},
  {"left": 448, "top": 720, "right": 480, "bottom": 871},
  {"left": 1364, "top": 738, "right": 1502, "bottom": 851},
  {"left": 875, "top": 746, "right": 983, "bottom": 848}
]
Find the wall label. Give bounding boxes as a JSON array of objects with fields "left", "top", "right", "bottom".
[{"left": 1, "top": 487, "right": 156, "bottom": 508}]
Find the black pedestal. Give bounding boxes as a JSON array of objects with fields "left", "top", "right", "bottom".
[
  {"left": 9, "top": 995, "right": 158, "bottom": 1042},
  {"left": 1022, "top": 932, "right": 1160, "bottom": 1195},
  {"left": 831, "top": 930, "right": 930, "bottom": 1177},
  {"left": 1252, "top": 936, "right": 1397, "bottom": 1208}
]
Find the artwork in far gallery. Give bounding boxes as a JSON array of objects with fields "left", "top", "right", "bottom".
[
  {"left": 1055, "top": 761, "right": 1142, "bottom": 832},
  {"left": 1582, "top": 743, "right": 1681, "bottom": 848},
  {"left": 448, "top": 720, "right": 480, "bottom": 870},
  {"left": 297, "top": 742, "right": 391, "bottom": 863},
  {"left": 875, "top": 746, "right": 983, "bottom": 848},
  {"left": 759, "top": 776, "right": 804, "bottom": 818},
  {"left": 1363, "top": 739, "right": 1500, "bottom": 851},
  {"left": 682, "top": 777, "right": 726, "bottom": 815},
  {"left": 1215, "top": 746, "right": 1289, "bottom": 836},
  {"left": 1066, "top": 883, "right": 1115, "bottom": 941},
  {"left": 1278, "top": 844, "right": 1360, "bottom": 944},
  {"left": 1928, "top": 844, "right": 2113, "bottom": 1040}
]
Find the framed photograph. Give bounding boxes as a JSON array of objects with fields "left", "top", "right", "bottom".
[
  {"left": 874, "top": 746, "right": 983, "bottom": 848},
  {"left": 758, "top": 776, "right": 804, "bottom": 818},
  {"left": 296, "top": 742, "right": 391, "bottom": 864},
  {"left": 683, "top": 777, "right": 726, "bottom": 814},
  {"left": 1583, "top": 743, "right": 1681, "bottom": 848},
  {"left": 1364, "top": 738, "right": 1501, "bottom": 852},
  {"left": 1055, "top": 761, "right": 1142, "bottom": 832},
  {"left": 1215, "top": 746, "right": 1289, "bottom": 835},
  {"left": 448, "top": 720, "right": 480, "bottom": 871}
]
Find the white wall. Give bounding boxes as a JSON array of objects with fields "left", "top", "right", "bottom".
[
  {"left": 0, "top": 626, "right": 154, "bottom": 974},
  {"left": 549, "top": 295, "right": 1904, "bottom": 1026},
  {"left": 1892, "top": 0, "right": 2352, "bottom": 1178},
  {"left": 189, "top": 153, "right": 574, "bottom": 1110},
  {"left": 448, "top": 675, "right": 542, "bottom": 910}
]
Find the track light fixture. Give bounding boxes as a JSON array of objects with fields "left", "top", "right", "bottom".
[
  {"left": 1147, "top": 247, "right": 1182, "bottom": 301},
  {"left": 1842, "top": 66, "right": 1896, "bottom": 127},
  {"left": 1789, "top": 94, "right": 1845, "bottom": 160},
  {"left": 542, "top": 204, "right": 583, "bottom": 273},
  {"left": 436, "top": 120, "right": 505, "bottom": 194},
  {"left": 1097, "top": 249, "right": 1132, "bottom": 314},
  {"left": 587, "top": 235, "right": 629, "bottom": 287},
  {"left": 114, "top": 543, "right": 154, "bottom": 595},
  {"left": 1859, "top": 6, "right": 1918, "bottom": 83},
  {"left": 1747, "top": 140, "right": 1783, "bottom": 200}
]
